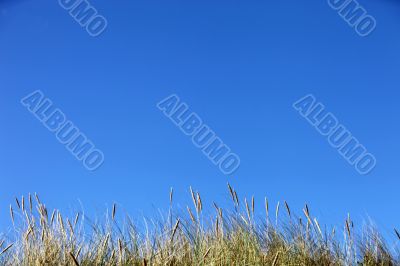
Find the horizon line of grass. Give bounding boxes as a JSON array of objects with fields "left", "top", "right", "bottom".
[{"left": 1, "top": 184, "right": 399, "bottom": 265}]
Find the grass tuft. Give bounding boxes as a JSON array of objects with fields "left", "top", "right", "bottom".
[{"left": 0, "top": 184, "right": 398, "bottom": 265}]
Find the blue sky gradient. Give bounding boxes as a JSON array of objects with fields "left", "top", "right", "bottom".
[{"left": 1, "top": 0, "right": 399, "bottom": 237}]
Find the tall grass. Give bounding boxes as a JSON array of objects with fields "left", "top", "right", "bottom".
[{"left": 0, "top": 185, "right": 398, "bottom": 265}]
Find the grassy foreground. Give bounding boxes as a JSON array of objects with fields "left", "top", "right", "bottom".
[{"left": 0, "top": 184, "right": 399, "bottom": 266}]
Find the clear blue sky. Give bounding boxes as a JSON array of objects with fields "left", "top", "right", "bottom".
[{"left": 1, "top": 0, "right": 399, "bottom": 237}]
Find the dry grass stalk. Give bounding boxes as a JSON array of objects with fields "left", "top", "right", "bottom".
[
  {"left": 272, "top": 251, "right": 280, "bottom": 266},
  {"left": 196, "top": 193, "right": 202, "bottom": 213},
  {"left": 251, "top": 196, "right": 255, "bottom": 215},
  {"left": 345, "top": 219, "right": 351, "bottom": 238},
  {"left": 314, "top": 218, "right": 323, "bottom": 237},
  {"left": 233, "top": 191, "right": 239, "bottom": 206},
  {"left": 395, "top": 229, "right": 400, "bottom": 240},
  {"left": 275, "top": 201, "right": 280, "bottom": 225},
  {"left": 21, "top": 196, "right": 25, "bottom": 212},
  {"left": 0, "top": 243, "right": 13, "bottom": 256},
  {"left": 284, "top": 201, "right": 291, "bottom": 218},
  {"left": 169, "top": 187, "right": 173, "bottom": 205},
  {"left": 187, "top": 206, "right": 195, "bottom": 224},
  {"left": 118, "top": 238, "right": 123, "bottom": 262},
  {"left": 227, "top": 183, "right": 236, "bottom": 204},
  {"left": 171, "top": 219, "right": 180, "bottom": 242},
  {"left": 35, "top": 193, "right": 41, "bottom": 205},
  {"left": 50, "top": 210, "right": 56, "bottom": 225},
  {"left": 245, "top": 198, "right": 251, "bottom": 222},
  {"left": 189, "top": 187, "right": 196, "bottom": 210},
  {"left": 74, "top": 213, "right": 80, "bottom": 228},
  {"left": 29, "top": 193, "right": 33, "bottom": 213},
  {"left": 15, "top": 198, "right": 20, "bottom": 209},
  {"left": 203, "top": 246, "right": 212, "bottom": 259},
  {"left": 9, "top": 205, "right": 14, "bottom": 225},
  {"left": 69, "top": 251, "right": 80, "bottom": 266},
  {"left": 112, "top": 203, "right": 116, "bottom": 220}
]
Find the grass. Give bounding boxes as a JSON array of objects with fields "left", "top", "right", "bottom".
[{"left": 0, "top": 184, "right": 399, "bottom": 265}]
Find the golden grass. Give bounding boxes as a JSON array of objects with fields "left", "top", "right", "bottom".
[{"left": 0, "top": 185, "right": 398, "bottom": 265}]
